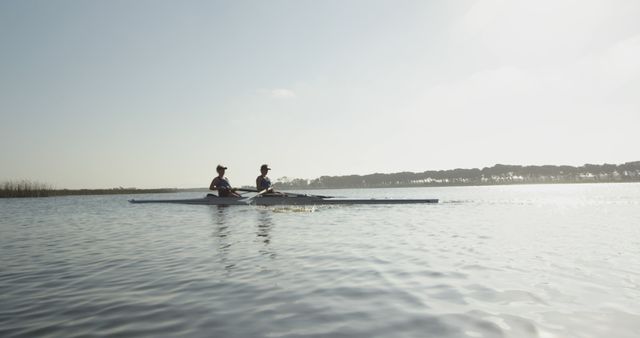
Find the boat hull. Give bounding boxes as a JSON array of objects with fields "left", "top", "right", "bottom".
[{"left": 129, "top": 195, "right": 438, "bottom": 206}]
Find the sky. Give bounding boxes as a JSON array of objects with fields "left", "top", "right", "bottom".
[{"left": 1, "top": 0, "right": 639, "bottom": 189}]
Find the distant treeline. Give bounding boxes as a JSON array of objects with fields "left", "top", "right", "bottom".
[
  {"left": 0, "top": 180, "right": 179, "bottom": 198},
  {"left": 274, "top": 161, "right": 640, "bottom": 189},
  {"left": 4, "top": 161, "right": 639, "bottom": 197}
]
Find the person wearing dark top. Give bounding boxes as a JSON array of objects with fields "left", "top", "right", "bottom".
[
  {"left": 256, "top": 164, "right": 272, "bottom": 192},
  {"left": 210, "top": 164, "right": 240, "bottom": 197}
]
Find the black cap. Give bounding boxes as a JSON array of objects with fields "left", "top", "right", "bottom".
[
  {"left": 260, "top": 164, "right": 271, "bottom": 170},
  {"left": 216, "top": 164, "right": 228, "bottom": 170}
]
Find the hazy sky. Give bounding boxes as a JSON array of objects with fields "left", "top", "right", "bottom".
[{"left": 1, "top": 0, "right": 639, "bottom": 189}]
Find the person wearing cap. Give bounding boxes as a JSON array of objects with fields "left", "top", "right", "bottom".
[
  {"left": 256, "top": 164, "right": 273, "bottom": 192},
  {"left": 210, "top": 165, "right": 240, "bottom": 197}
]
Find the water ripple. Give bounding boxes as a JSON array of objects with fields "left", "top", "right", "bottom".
[{"left": 1, "top": 185, "right": 640, "bottom": 337}]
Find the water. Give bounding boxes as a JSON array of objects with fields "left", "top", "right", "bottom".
[{"left": 1, "top": 184, "right": 639, "bottom": 338}]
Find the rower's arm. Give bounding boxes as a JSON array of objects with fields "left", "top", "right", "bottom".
[{"left": 209, "top": 178, "right": 219, "bottom": 190}]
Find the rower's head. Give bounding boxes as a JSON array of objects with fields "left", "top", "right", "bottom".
[
  {"left": 216, "top": 164, "right": 227, "bottom": 176},
  {"left": 260, "top": 164, "right": 271, "bottom": 175}
]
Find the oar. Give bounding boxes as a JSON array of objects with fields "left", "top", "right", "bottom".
[
  {"left": 249, "top": 186, "right": 334, "bottom": 198},
  {"left": 208, "top": 187, "right": 251, "bottom": 197},
  {"left": 276, "top": 190, "right": 333, "bottom": 199},
  {"left": 239, "top": 187, "right": 271, "bottom": 204},
  {"left": 246, "top": 187, "right": 327, "bottom": 198},
  {"left": 234, "top": 188, "right": 260, "bottom": 193}
]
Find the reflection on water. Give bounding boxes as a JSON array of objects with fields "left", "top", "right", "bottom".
[
  {"left": 256, "top": 208, "right": 273, "bottom": 243},
  {"left": 210, "top": 206, "right": 279, "bottom": 270},
  {"left": 256, "top": 208, "right": 276, "bottom": 259},
  {"left": 211, "top": 206, "right": 277, "bottom": 266},
  {"left": 211, "top": 206, "right": 234, "bottom": 271}
]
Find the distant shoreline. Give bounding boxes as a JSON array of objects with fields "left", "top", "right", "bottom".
[
  {"left": 2, "top": 161, "right": 638, "bottom": 198},
  {"left": 2, "top": 180, "right": 640, "bottom": 199},
  {"left": 1, "top": 180, "right": 639, "bottom": 198},
  {"left": 0, "top": 183, "right": 206, "bottom": 198},
  {"left": 275, "top": 180, "right": 640, "bottom": 191},
  {"left": 274, "top": 161, "right": 640, "bottom": 190}
]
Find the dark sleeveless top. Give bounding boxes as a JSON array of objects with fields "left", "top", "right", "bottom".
[
  {"left": 213, "top": 177, "right": 232, "bottom": 197},
  {"left": 256, "top": 176, "right": 271, "bottom": 190}
]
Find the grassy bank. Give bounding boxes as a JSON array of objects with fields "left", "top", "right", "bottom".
[
  {"left": 0, "top": 180, "right": 180, "bottom": 198},
  {"left": 1, "top": 180, "right": 54, "bottom": 197}
]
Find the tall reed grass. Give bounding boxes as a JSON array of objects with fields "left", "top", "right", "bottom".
[
  {"left": 0, "top": 180, "right": 181, "bottom": 198},
  {"left": 0, "top": 180, "right": 54, "bottom": 198}
]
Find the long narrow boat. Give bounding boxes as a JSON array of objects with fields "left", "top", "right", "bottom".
[{"left": 129, "top": 194, "right": 438, "bottom": 206}]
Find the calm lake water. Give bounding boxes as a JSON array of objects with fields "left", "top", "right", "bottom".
[{"left": 1, "top": 184, "right": 639, "bottom": 338}]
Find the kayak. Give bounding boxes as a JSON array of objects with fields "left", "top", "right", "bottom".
[{"left": 129, "top": 194, "right": 438, "bottom": 206}]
